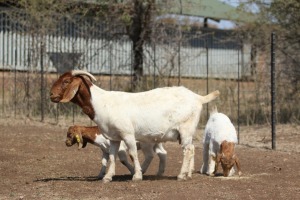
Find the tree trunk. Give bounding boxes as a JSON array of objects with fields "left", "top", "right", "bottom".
[{"left": 130, "top": 0, "right": 144, "bottom": 90}]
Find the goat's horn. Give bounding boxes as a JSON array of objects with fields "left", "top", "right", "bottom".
[{"left": 72, "top": 70, "right": 97, "bottom": 82}]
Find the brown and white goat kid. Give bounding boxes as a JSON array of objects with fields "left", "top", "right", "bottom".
[
  {"left": 200, "top": 107, "right": 242, "bottom": 177},
  {"left": 50, "top": 70, "right": 220, "bottom": 182},
  {"left": 65, "top": 125, "right": 167, "bottom": 179}
]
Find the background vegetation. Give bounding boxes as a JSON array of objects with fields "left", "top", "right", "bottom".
[{"left": 0, "top": 0, "right": 299, "bottom": 126}]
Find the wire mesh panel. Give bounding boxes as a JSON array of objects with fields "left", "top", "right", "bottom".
[{"left": 0, "top": 8, "right": 298, "bottom": 128}]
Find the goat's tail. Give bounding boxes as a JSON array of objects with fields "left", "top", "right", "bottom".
[{"left": 201, "top": 90, "right": 220, "bottom": 104}]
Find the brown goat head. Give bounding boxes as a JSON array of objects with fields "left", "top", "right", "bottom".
[
  {"left": 65, "top": 126, "right": 88, "bottom": 150},
  {"left": 216, "top": 140, "right": 241, "bottom": 177},
  {"left": 50, "top": 70, "right": 97, "bottom": 119},
  {"left": 50, "top": 70, "right": 96, "bottom": 103}
]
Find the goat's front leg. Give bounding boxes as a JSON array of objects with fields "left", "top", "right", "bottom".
[
  {"left": 123, "top": 135, "right": 142, "bottom": 181},
  {"left": 98, "top": 151, "right": 109, "bottom": 179},
  {"left": 103, "top": 141, "right": 120, "bottom": 183},
  {"left": 207, "top": 155, "right": 216, "bottom": 176},
  {"left": 177, "top": 144, "right": 195, "bottom": 181}
]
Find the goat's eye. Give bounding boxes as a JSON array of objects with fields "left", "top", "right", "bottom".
[{"left": 63, "top": 79, "right": 71, "bottom": 84}]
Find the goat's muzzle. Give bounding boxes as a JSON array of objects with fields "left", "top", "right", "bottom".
[
  {"left": 65, "top": 139, "right": 73, "bottom": 147},
  {"left": 50, "top": 93, "right": 61, "bottom": 103}
]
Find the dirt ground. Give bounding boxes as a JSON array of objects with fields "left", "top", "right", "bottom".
[{"left": 0, "top": 118, "right": 299, "bottom": 200}]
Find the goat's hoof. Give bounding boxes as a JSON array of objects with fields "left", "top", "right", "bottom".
[
  {"left": 132, "top": 172, "right": 142, "bottom": 181},
  {"left": 132, "top": 175, "right": 142, "bottom": 182},
  {"left": 102, "top": 177, "right": 112, "bottom": 183},
  {"left": 156, "top": 173, "right": 164, "bottom": 177},
  {"left": 177, "top": 174, "right": 187, "bottom": 181},
  {"left": 132, "top": 177, "right": 142, "bottom": 182},
  {"left": 238, "top": 171, "right": 242, "bottom": 177}
]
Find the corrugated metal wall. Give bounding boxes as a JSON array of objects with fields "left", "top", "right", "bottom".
[{"left": 0, "top": 11, "right": 251, "bottom": 79}]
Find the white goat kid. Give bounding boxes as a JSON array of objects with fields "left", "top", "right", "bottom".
[
  {"left": 50, "top": 70, "right": 220, "bottom": 182},
  {"left": 65, "top": 125, "right": 167, "bottom": 179},
  {"left": 200, "top": 107, "right": 242, "bottom": 177}
]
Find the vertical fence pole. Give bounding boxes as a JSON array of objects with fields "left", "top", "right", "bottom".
[
  {"left": 177, "top": 26, "right": 181, "bottom": 86},
  {"left": 271, "top": 32, "right": 276, "bottom": 150},
  {"left": 237, "top": 44, "right": 240, "bottom": 144},
  {"left": 109, "top": 40, "right": 112, "bottom": 91},
  {"left": 153, "top": 42, "right": 156, "bottom": 89},
  {"left": 40, "top": 41, "right": 44, "bottom": 122},
  {"left": 205, "top": 35, "right": 209, "bottom": 119},
  {"left": 1, "top": 14, "right": 4, "bottom": 116}
]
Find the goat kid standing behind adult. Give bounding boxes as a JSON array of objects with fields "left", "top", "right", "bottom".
[
  {"left": 200, "top": 106, "right": 242, "bottom": 177},
  {"left": 50, "top": 70, "right": 220, "bottom": 182},
  {"left": 65, "top": 125, "right": 167, "bottom": 179}
]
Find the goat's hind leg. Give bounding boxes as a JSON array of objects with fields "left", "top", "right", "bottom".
[
  {"left": 154, "top": 143, "right": 167, "bottom": 176},
  {"left": 177, "top": 143, "right": 195, "bottom": 181}
]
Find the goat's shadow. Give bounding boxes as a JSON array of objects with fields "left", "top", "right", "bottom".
[
  {"left": 34, "top": 174, "right": 177, "bottom": 183},
  {"left": 34, "top": 176, "right": 100, "bottom": 182}
]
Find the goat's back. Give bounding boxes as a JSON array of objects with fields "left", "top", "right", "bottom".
[{"left": 204, "top": 112, "right": 237, "bottom": 144}]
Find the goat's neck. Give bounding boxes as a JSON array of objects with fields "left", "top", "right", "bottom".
[
  {"left": 80, "top": 126, "right": 99, "bottom": 144},
  {"left": 71, "top": 81, "right": 95, "bottom": 120}
]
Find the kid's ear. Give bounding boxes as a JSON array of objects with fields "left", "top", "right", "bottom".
[{"left": 60, "top": 78, "right": 81, "bottom": 102}]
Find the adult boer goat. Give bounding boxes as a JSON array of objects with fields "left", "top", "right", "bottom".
[
  {"left": 65, "top": 125, "right": 167, "bottom": 179},
  {"left": 50, "top": 70, "right": 220, "bottom": 182}
]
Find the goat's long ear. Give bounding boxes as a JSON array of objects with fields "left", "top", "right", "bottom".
[
  {"left": 60, "top": 78, "right": 81, "bottom": 103},
  {"left": 234, "top": 154, "right": 242, "bottom": 176}
]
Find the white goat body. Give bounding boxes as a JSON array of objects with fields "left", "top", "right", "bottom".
[{"left": 50, "top": 70, "right": 220, "bottom": 182}]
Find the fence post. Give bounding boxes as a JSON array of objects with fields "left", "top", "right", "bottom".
[
  {"left": 153, "top": 42, "right": 156, "bottom": 88},
  {"left": 40, "top": 41, "right": 45, "bottom": 122},
  {"left": 271, "top": 32, "right": 276, "bottom": 150},
  {"left": 237, "top": 44, "right": 240, "bottom": 144}
]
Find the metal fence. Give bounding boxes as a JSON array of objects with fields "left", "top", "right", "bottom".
[{"left": 0, "top": 8, "right": 298, "bottom": 131}]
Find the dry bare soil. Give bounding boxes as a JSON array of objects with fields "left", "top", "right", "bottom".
[{"left": 0, "top": 118, "right": 299, "bottom": 200}]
